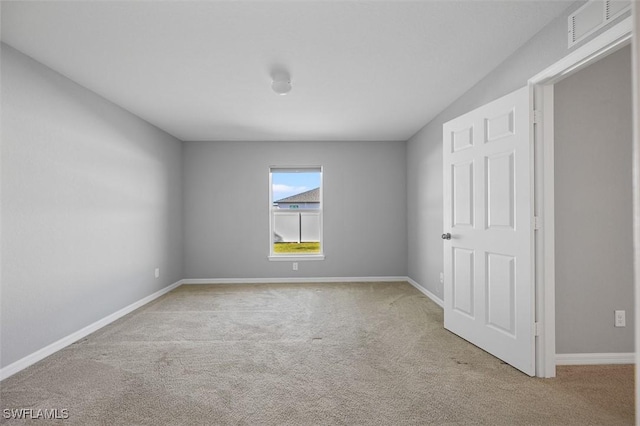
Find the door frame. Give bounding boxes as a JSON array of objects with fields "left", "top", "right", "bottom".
[
  {"left": 632, "top": 1, "right": 639, "bottom": 417},
  {"left": 528, "top": 16, "right": 633, "bottom": 378},
  {"left": 633, "top": 0, "right": 640, "bottom": 418}
]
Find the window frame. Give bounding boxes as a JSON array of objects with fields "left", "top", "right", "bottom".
[{"left": 268, "top": 166, "right": 325, "bottom": 261}]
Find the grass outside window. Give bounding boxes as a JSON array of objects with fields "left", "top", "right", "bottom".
[{"left": 273, "top": 242, "right": 321, "bottom": 254}]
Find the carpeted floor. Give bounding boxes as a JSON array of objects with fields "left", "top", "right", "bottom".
[{"left": 0, "top": 282, "right": 634, "bottom": 425}]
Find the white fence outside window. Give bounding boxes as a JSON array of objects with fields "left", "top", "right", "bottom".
[{"left": 273, "top": 211, "right": 320, "bottom": 243}]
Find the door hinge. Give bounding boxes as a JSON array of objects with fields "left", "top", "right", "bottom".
[
  {"left": 534, "top": 322, "right": 541, "bottom": 336},
  {"left": 533, "top": 110, "right": 542, "bottom": 124},
  {"left": 533, "top": 216, "right": 542, "bottom": 230}
]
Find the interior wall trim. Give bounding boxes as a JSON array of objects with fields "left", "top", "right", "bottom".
[
  {"left": 556, "top": 352, "right": 635, "bottom": 365},
  {"left": 1, "top": 276, "right": 420, "bottom": 381},
  {"left": 406, "top": 277, "right": 444, "bottom": 308},
  {"left": 1, "top": 275, "right": 452, "bottom": 381},
  {"left": 181, "top": 276, "right": 408, "bottom": 285},
  {"left": 0, "top": 279, "right": 184, "bottom": 381}
]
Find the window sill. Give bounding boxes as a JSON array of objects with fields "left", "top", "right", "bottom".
[{"left": 268, "top": 254, "right": 325, "bottom": 262}]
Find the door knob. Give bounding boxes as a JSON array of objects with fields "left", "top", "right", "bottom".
[{"left": 441, "top": 233, "right": 452, "bottom": 240}]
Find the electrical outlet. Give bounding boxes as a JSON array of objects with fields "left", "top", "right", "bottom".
[
  {"left": 615, "top": 310, "right": 626, "bottom": 327},
  {"left": 155, "top": 268, "right": 160, "bottom": 279},
  {"left": 293, "top": 262, "right": 298, "bottom": 271},
  {"left": 439, "top": 272, "right": 444, "bottom": 283}
]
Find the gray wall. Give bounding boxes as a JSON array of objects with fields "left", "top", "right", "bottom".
[
  {"left": 407, "top": 3, "right": 577, "bottom": 301},
  {"left": 554, "top": 46, "right": 633, "bottom": 353},
  {"left": 0, "top": 44, "right": 184, "bottom": 368},
  {"left": 406, "top": 1, "right": 632, "bottom": 354},
  {"left": 183, "top": 140, "right": 407, "bottom": 279}
]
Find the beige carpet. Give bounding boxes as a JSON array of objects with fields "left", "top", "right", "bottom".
[{"left": 0, "top": 282, "right": 634, "bottom": 425}]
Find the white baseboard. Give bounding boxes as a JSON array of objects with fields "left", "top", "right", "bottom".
[
  {"left": 0, "top": 280, "right": 183, "bottom": 381},
  {"left": 181, "top": 276, "right": 409, "bottom": 285},
  {"left": 556, "top": 352, "right": 635, "bottom": 365},
  {"left": 406, "top": 277, "right": 444, "bottom": 308},
  {"left": 1, "top": 276, "right": 437, "bottom": 381}
]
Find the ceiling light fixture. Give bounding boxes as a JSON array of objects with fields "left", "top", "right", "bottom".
[{"left": 271, "top": 71, "right": 292, "bottom": 95}]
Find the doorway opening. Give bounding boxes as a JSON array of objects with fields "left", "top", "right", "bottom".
[{"left": 530, "top": 16, "right": 633, "bottom": 378}]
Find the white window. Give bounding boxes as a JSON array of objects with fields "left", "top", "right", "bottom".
[{"left": 269, "top": 167, "right": 324, "bottom": 261}]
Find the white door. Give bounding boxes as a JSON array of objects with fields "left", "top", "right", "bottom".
[{"left": 443, "top": 86, "right": 534, "bottom": 376}]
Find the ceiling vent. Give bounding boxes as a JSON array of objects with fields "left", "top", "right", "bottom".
[{"left": 568, "top": 0, "right": 630, "bottom": 48}]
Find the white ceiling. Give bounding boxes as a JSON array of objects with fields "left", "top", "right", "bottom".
[{"left": 1, "top": 1, "right": 571, "bottom": 142}]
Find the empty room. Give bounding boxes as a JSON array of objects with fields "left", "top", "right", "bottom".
[{"left": 1, "top": 1, "right": 639, "bottom": 425}]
